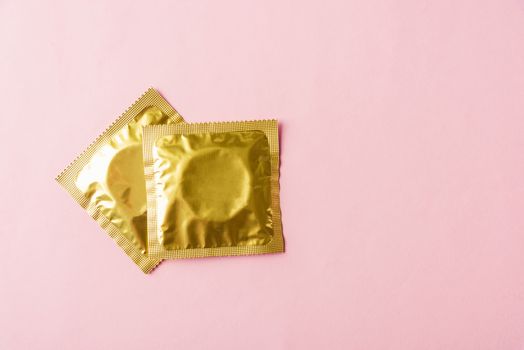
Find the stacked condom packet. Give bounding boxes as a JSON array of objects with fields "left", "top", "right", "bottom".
[
  {"left": 143, "top": 120, "right": 284, "bottom": 260},
  {"left": 57, "top": 89, "right": 284, "bottom": 273}
]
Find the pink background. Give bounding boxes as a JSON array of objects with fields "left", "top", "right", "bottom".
[{"left": 2, "top": 0, "right": 524, "bottom": 349}]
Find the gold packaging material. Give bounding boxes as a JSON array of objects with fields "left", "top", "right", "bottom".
[
  {"left": 56, "top": 88, "right": 184, "bottom": 273},
  {"left": 143, "top": 120, "right": 284, "bottom": 259}
]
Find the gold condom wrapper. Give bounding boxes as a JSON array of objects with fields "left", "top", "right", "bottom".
[
  {"left": 56, "top": 88, "right": 184, "bottom": 273},
  {"left": 143, "top": 119, "right": 284, "bottom": 259}
]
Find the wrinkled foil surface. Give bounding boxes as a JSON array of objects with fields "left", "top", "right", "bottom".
[
  {"left": 152, "top": 130, "right": 274, "bottom": 249},
  {"left": 75, "top": 106, "right": 178, "bottom": 253}
]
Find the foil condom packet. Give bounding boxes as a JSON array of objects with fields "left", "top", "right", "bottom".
[
  {"left": 56, "top": 88, "right": 185, "bottom": 273},
  {"left": 143, "top": 120, "right": 284, "bottom": 259}
]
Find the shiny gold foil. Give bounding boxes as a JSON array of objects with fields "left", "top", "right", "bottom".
[
  {"left": 56, "top": 89, "right": 184, "bottom": 273},
  {"left": 143, "top": 120, "right": 284, "bottom": 259}
]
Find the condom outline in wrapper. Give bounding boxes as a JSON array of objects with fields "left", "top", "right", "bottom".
[
  {"left": 56, "top": 88, "right": 185, "bottom": 273},
  {"left": 143, "top": 119, "right": 284, "bottom": 259}
]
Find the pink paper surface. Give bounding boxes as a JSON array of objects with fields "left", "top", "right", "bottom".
[{"left": 2, "top": 0, "right": 524, "bottom": 349}]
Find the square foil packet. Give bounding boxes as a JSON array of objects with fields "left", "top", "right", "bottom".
[
  {"left": 56, "top": 88, "right": 184, "bottom": 273},
  {"left": 143, "top": 120, "right": 284, "bottom": 259}
]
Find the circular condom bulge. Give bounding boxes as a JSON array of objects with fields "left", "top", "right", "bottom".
[
  {"left": 180, "top": 148, "right": 250, "bottom": 222},
  {"left": 106, "top": 144, "right": 147, "bottom": 216}
]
